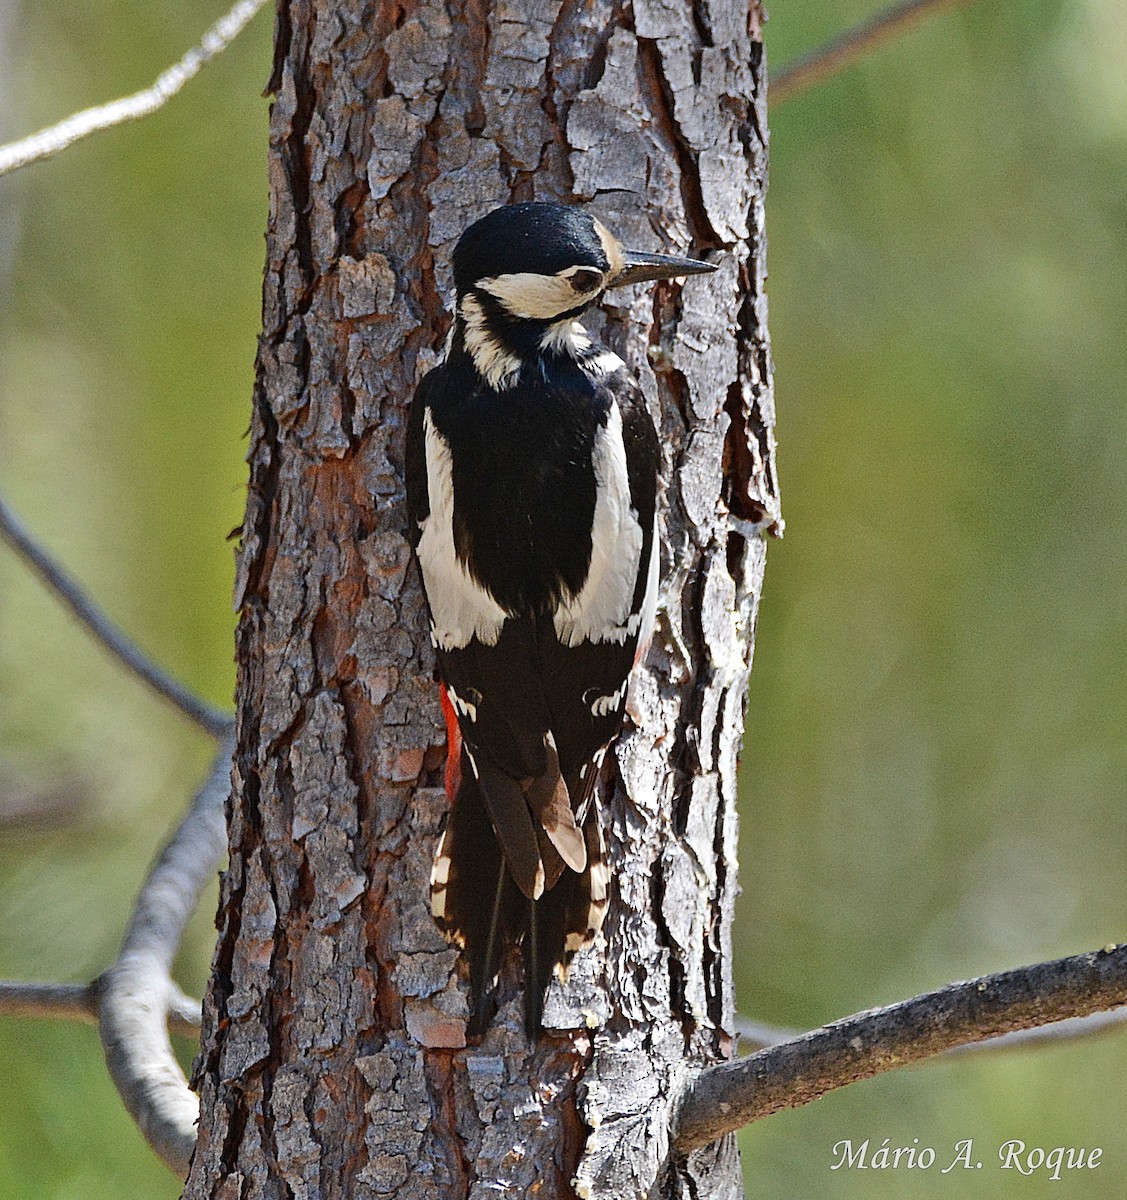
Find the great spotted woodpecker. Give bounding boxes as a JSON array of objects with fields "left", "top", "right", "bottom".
[{"left": 405, "top": 202, "right": 716, "bottom": 1034}]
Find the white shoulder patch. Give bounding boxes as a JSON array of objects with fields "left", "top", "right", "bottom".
[
  {"left": 553, "top": 402, "right": 645, "bottom": 647},
  {"left": 633, "top": 512, "right": 660, "bottom": 660},
  {"left": 416, "top": 410, "right": 508, "bottom": 649}
]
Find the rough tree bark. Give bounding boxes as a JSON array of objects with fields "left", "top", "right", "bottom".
[{"left": 184, "top": 0, "right": 776, "bottom": 1196}]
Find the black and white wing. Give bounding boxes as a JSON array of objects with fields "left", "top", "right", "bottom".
[{"left": 406, "top": 357, "right": 659, "bottom": 1032}]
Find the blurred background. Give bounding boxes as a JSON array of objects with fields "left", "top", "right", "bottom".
[{"left": 0, "top": 0, "right": 1124, "bottom": 1195}]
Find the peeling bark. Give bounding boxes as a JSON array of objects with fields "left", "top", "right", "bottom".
[{"left": 184, "top": 1, "right": 775, "bottom": 1197}]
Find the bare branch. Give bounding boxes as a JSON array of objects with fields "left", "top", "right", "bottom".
[
  {"left": 675, "top": 945, "right": 1127, "bottom": 1153},
  {"left": 0, "top": 743, "right": 226, "bottom": 1173},
  {"left": 0, "top": 980, "right": 97, "bottom": 1022},
  {"left": 0, "top": 495, "right": 232, "bottom": 737},
  {"left": 97, "top": 732, "right": 232, "bottom": 1176},
  {"left": 771, "top": 0, "right": 974, "bottom": 105},
  {"left": 0, "top": 979, "right": 202, "bottom": 1038},
  {"left": 0, "top": 0, "right": 269, "bottom": 177},
  {"left": 166, "top": 987, "right": 206, "bottom": 1038},
  {"left": 734, "top": 1003, "right": 1127, "bottom": 1059},
  {"left": 945, "top": 1005, "right": 1127, "bottom": 1058}
]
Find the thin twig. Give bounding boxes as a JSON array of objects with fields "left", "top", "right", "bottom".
[
  {"left": 0, "top": 0, "right": 269, "bottom": 177},
  {"left": 772, "top": 0, "right": 973, "bottom": 105},
  {"left": 0, "top": 495, "right": 232, "bottom": 737},
  {"left": 676, "top": 945, "right": 1127, "bottom": 1153},
  {"left": 733, "top": 1015, "right": 801, "bottom": 1049},
  {"left": 734, "top": 1004, "right": 1127, "bottom": 1057},
  {"left": 945, "top": 1005, "right": 1127, "bottom": 1058},
  {"left": 0, "top": 979, "right": 202, "bottom": 1038},
  {"left": 97, "top": 733, "right": 233, "bottom": 1177},
  {"left": 0, "top": 980, "right": 97, "bottom": 1022}
]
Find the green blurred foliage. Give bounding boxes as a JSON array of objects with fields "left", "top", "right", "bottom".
[
  {"left": 1, "top": 1, "right": 270, "bottom": 1195},
  {"left": 736, "top": 0, "right": 1127, "bottom": 1194},
  {"left": 0, "top": 0, "right": 1124, "bottom": 1195}
]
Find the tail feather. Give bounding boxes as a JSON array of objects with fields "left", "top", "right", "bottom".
[
  {"left": 524, "top": 734, "right": 586, "bottom": 874},
  {"left": 471, "top": 751, "right": 546, "bottom": 899},
  {"left": 471, "top": 735, "right": 587, "bottom": 896},
  {"left": 431, "top": 766, "right": 500, "bottom": 943},
  {"left": 525, "top": 895, "right": 542, "bottom": 1034},
  {"left": 433, "top": 767, "right": 519, "bottom": 1034},
  {"left": 567, "top": 812, "right": 610, "bottom": 958},
  {"left": 434, "top": 766, "right": 610, "bottom": 1037},
  {"left": 468, "top": 857, "right": 515, "bottom": 1037},
  {"left": 523, "top": 873, "right": 582, "bottom": 1033}
]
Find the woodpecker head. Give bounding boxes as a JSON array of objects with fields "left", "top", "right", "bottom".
[{"left": 449, "top": 202, "right": 716, "bottom": 386}]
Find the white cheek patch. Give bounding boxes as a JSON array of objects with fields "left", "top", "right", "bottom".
[
  {"left": 554, "top": 402, "right": 644, "bottom": 647},
  {"left": 478, "top": 266, "right": 604, "bottom": 321},
  {"left": 478, "top": 271, "right": 580, "bottom": 320},
  {"left": 416, "top": 411, "right": 508, "bottom": 649}
]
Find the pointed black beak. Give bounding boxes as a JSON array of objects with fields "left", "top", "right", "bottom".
[{"left": 609, "top": 248, "right": 718, "bottom": 288}]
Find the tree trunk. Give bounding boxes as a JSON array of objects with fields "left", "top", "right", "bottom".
[{"left": 184, "top": 1, "right": 775, "bottom": 1197}]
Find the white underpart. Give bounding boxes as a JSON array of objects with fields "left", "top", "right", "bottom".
[
  {"left": 554, "top": 402, "right": 644, "bottom": 647},
  {"left": 459, "top": 293, "right": 522, "bottom": 390},
  {"left": 416, "top": 410, "right": 508, "bottom": 649}
]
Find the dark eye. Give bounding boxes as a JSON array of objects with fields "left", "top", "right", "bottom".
[{"left": 569, "top": 268, "right": 603, "bottom": 293}]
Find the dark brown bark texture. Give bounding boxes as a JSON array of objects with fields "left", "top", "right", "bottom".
[{"left": 185, "top": 0, "right": 776, "bottom": 1197}]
